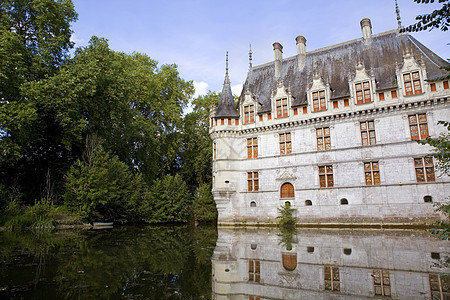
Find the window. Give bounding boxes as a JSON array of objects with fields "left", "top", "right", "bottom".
[
  {"left": 414, "top": 157, "right": 435, "bottom": 183},
  {"left": 247, "top": 138, "right": 258, "bottom": 159},
  {"left": 221, "top": 118, "right": 224, "bottom": 125},
  {"left": 228, "top": 118, "right": 231, "bottom": 125},
  {"left": 244, "top": 104, "right": 255, "bottom": 124},
  {"left": 444, "top": 81, "right": 449, "bottom": 89},
  {"left": 409, "top": 113, "right": 429, "bottom": 140},
  {"left": 303, "top": 107, "right": 307, "bottom": 114},
  {"left": 276, "top": 98, "right": 288, "bottom": 118},
  {"left": 344, "top": 99, "right": 349, "bottom": 106},
  {"left": 373, "top": 269, "right": 391, "bottom": 297},
  {"left": 268, "top": 113, "right": 271, "bottom": 120},
  {"left": 340, "top": 198, "right": 348, "bottom": 205},
  {"left": 279, "top": 133, "right": 292, "bottom": 155},
  {"left": 360, "top": 121, "right": 376, "bottom": 146},
  {"left": 249, "top": 297, "right": 260, "bottom": 300},
  {"left": 294, "top": 108, "right": 298, "bottom": 115},
  {"left": 431, "top": 252, "right": 440, "bottom": 259},
  {"left": 343, "top": 248, "right": 352, "bottom": 255},
  {"left": 213, "top": 142, "right": 216, "bottom": 160},
  {"left": 312, "top": 90, "right": 326, "bottom": 111},
  {"left": 282, "top": 254, "right": 297, "bottom": 271},
  {"left": 391, "top": 90, "right": 397, "bottom": 99},
  {"left": 235, "top": 119, "right": 239, "bottom": 125},
  {"left": 364, "top": 161, "right": 380, "bottom": 185},
  {"left": 319, "top": 166, "right": 333, "bottom": 188},
  {"left": 379, "top": 92, "right": 385, "bottom": 100},
  {"left": 305, "top": 200, "right": 312, "bottom": 206},
  {"left": 316, "top": 127, "right": 331, "bottom": 151},
  {"left": 324, "top": 265, "right": 340, "bottom": 291},
  {"left": 259, "top": 115, "right": 263, "bottom": 122},
  {"left": 430, "top": 83, "right": 436, "bottom": 92},
  {"left": 249, "top": 260, "right": 260, "bottom": 282},
  {"left": 355, "top": 81, "right": 371, "bottom": 104},
  {"left": 429, "top": 273, "right": 449, "bottom": 300},
  {"left": 424, "top": 195, "right": 433, "bottom": 203},
  {"left": 247, "top": 172, "right": 259, "bottom": 191},
  {"left": 403, "top": 71, "right": 422, "bottom": 95},
  {"left": 307, "top": 246, "right": 314, "bottom": 253},
  {"left": 333, "top": 101, "right": 338, "bottom": 108},
  {"left": 250, "top": 201, "right": 256, "bottom": 207},
  {"left": 280, "top": 183, "right": 294, "bottom": 198}
]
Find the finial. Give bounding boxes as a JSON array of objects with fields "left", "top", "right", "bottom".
[
  {"left": 249, "top": 44, "right": 253, "bottom": 71},
  {"left": 224, "top": 51, "right": 230, "bottom": 84},
  {"left": 395, "top": 0, "right": 402, "bottom": 30}
]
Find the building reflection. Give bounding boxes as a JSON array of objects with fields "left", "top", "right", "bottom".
[{"left": 212, "top": 228, "right": 449, "bottom": 299}]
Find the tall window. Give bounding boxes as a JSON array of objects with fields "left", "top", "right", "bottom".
[
  {"left": 324, "top": 265, "right": 340, "bottom": 291},
  {"left": 429, "top": 273, "right": 450, "bottom": 300},
  {"left": 247, "top": 172, "right": 259, "bottom": 191},
  {"left": 244, "top": 104, "right": 255, "bottom": 124},
  {"left": 360, "top": 121, "right": 376, "bottom": 146},
  {"left": 414, "top": 157, "right": 435, "bottom": 183},
  {"left": 249, "top": 260, "right": 260, "bottom": 282},
  {"left": 364, "top": 161, "right": 380, "bottom": 185},
  {"left": 213, "top": 142, "right": 216, "bottom": 160},
  {"left": 409, "top": 113, "right": 429, "bottom": 140},
  {"left": 280, "top": 183, "right": 294, "bottom": 198},
  {"left": 373, "top": 269, "right": 391, "bottom": 297},
  {"left": 282, "top": 254, "right": 297, "bottom": 271},
  {"left": 312, "top": 90, "right": 326, "bottom": 111},
  {"left": 319, "top": 166, "right": 333, "bottom": 188},
  {"left": 279, "top": 133, "right": 292, "bottom": 155},
  {"left": 247, "top": 138, "right": 258, "bottom": 159},
  {"left": 403, "top": 71, "right": 422, "bottom": 95},
  {"left": 316, "top": 127, "right": 331, "bottom": 151},
  {"left": 276, "top": 98, "right": 288, "bottom": 118},
  {"left": 355, "top": 81, "right": 371, "bottom": 104}
]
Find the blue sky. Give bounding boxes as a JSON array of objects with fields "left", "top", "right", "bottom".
[{"left": 71, "top": 0, "right": 449, "bottom": 99}]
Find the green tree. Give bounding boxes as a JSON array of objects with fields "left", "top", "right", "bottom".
[
  {"left": 193, "top": 183, "right": 217, "bottom": 223},
  {"left": 64, "top": 142, "right": 143, "bottom": 223},
  {"left": 402, "top": 0, "right": 449, "bottom": 32}
]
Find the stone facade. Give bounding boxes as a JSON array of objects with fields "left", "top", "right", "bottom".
[
  {"left": 212, "top": 228, "right": 450, "bottom": 299},
  {"left": 210, "top": 19, "right": 450, "bottom": 226}
]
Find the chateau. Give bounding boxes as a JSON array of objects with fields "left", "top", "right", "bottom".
[{"left": 210, "top": 18, "right": 450, "bottom": 226}]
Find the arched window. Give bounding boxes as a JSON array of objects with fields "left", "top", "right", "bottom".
[
  {"left": 305, "top": 200, "right": 312, "bottom": 206},
  {"left": 340, "top": 198, "right": 348, "bottom": 205},
  {"left": 280, "top": 183, "right": 294, "bottom": 198},
  {"left": 250, "top": 201, "right": 256, "bottom": 207},
  {"left": 282, "top": 254, "right": 297, "bottom": 271}
]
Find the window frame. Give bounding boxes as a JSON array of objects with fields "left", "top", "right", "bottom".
[
  {"left": 316, "top": 127, "right": 331, "bottom": 151},
  {"left": 414, "top": 157, "right": 435, "bottom": 183},
  {"left": 373, "top": 269, "right": 391, "bottom": 297},
  {"left": 324, "top": 265, "right": 340, "bottom": 291},
  {"left": 280, "top": 182, "right": 294, "bottom": 198},
  {"left": 403, "top": 71, "right": 422, "bottom": 96},
  {"left": 244, "top": 104, "right": 255, "bottom": 124},
  {"left": 312, "top": 90, "right": 327, "bottom": 112},
  {"left": 247, "top": 172, "right": 259, "bottom": 192},
  {"left": 247, "top": 137, "right": 258, "bottom": 159},
  {"left": 408, "top": 113, "right": 429, "bottom": 140},
  {"left": 429, "top": 273, "right": 450, "bottom": 300},
  {"left": 360, "top": 121, "right": 376, "bottom": 146},
  {"left": 364, "top": 161, "right": 380, "bottom": 185},
  {"left": 249, "top": 259, "right": 260, "bottom": 282},
  {"left": 355, "top": 81, "right": 372, "bottom": 104},
  {"left": 279, "top": 132, "right": 292, "bottom": 155},
  {"left": 319, "top": 165, "right": 334, "bottom": 188},
  {"left": 276, "top": 98, "right": 289, "bottom": 118}
]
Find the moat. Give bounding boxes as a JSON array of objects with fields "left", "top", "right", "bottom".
[{"left": 0, "top": 226, "right": 448, "bottom": 299}]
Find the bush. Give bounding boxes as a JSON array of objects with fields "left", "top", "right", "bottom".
[
  {"left": 193, "top": 183, "right": 217, "bottom": 223},
  {"left": 277, "top": 203, "right": 296, "bottom": 227}
]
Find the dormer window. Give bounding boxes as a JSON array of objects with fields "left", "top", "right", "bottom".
[
  {"left": 355, "top": 81, "right": 371, "bottom": 104},
  {"left": 403, "top": 71, "right": 422, "bottom": 95},
  {"left": 312, "top": 90, "right": 326, "bottom": 111},
  {"left": 244, "top": 104, "right": 255, "bottom": 124},
  {"left": 276, "top": 98, "right": 288, "bottom": 118}
]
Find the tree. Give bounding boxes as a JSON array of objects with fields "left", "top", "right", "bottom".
[{"left": 402, "top": 0, "right": 449, "bottom": 32}]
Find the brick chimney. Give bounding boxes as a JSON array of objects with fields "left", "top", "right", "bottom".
[
  {"left": 273, "top": 42, "right": 283, "bottom": 78},
  {"left": 360, "top": 18, "right": 372, "bottom": 44},
  {"left": 296, "top": 35, "right": 306, "bottom": 70}
]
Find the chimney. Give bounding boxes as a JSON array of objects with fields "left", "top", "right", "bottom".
[
  {"left": 360, "top": 18, "right": 372, "bottom": 43},
  {"left": 273, "top": 42, "right": 283, "bottom": 78},
  {"left": 295, "top": 35, "right": 306, "bottom": 70}
]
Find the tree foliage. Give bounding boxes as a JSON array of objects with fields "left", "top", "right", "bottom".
[{"left": 402, "top": 0, "right": 450, "bottom": 32}]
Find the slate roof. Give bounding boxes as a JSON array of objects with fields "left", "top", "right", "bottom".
[
  {"left": 214, "top": 59, "right": 239, "bottom": 118},
  {"left": 238, "top": 30, "right": 449, "bottom": 113}
]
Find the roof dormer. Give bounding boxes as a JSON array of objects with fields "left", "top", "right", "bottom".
[
  {"left": 398, "top": 50, "right": 426, "bottom": 97},
  {"left": 309, "top": 73, "right": 330, "bottom": 112},
  {"left": 351, "top": 62, "right": 375, "bottom": 105}
]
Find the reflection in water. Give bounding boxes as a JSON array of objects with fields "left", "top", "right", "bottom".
[
  {"left": 212, "top": 228, "right": 449, "bottom": 300},
  {"left": 0, "top": 225, "right": 217, "bottom": 299}
]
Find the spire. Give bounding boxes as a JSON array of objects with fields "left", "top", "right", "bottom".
[
  {"left": 395, "top": 0, "right": 402, "bottom": 30},
  {"left": 215, "top": 51, "right": 238, "bottom": 118},
  {"left": 249, "top": 44, "right": 253, "bottom": 71}
]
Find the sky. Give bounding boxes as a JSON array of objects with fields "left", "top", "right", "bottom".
[{"left": 71, "top": 0, "right": 449, "bottom": 99}]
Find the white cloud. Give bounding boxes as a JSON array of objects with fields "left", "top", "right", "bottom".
[
  {"left": 193, "top": 81, "right": 209, "bottom": 98},
  {"left": 231, "top": 84, "right": 243, "bottom": 96}
]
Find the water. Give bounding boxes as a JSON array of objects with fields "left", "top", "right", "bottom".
[{"left": 0, "top": 226, "right": 448, "bottom": 299}]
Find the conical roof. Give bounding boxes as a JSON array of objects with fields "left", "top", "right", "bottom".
[{"left": 215, "top": 52, "right": 239, "bottom": 118}]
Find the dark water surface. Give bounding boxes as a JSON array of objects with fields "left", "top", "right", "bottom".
[{"left": 1, "top": 226, "right": 449, "bottom": 299}]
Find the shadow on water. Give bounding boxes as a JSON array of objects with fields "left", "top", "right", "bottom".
[{"left": 0, "top": 225, "right": 218, "bottom": 299}]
